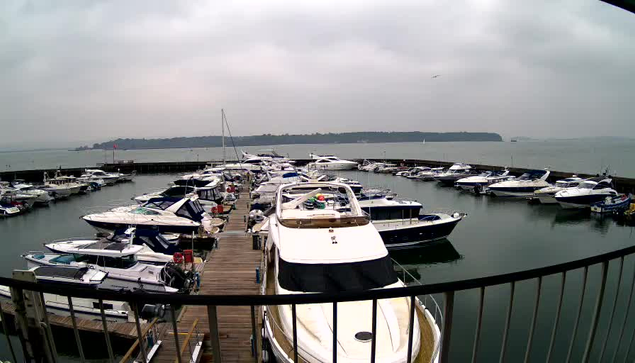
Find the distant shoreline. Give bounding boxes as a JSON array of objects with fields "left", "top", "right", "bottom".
[{"left": 77, "top": 131, "right": 503, "bottom": 151}]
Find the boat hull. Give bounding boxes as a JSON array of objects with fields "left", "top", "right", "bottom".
[
  {"left": 84, "top": 218, "right": 200, "bottom": 234},
  {"left": 374, "top": 216, "right": 462, "bottom": 248},
  {"left": 556, "top": 194, "right": 614, "bottom": 209},
  {"left": 488, "top": 187, "right": 544, "bottom": 198}
]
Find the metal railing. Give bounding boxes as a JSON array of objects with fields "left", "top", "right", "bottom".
[{"left": 2, "top": 244, "right": 635, "bottom": 362}]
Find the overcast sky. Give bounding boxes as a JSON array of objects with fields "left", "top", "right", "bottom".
[{"left": 1, "top": 0, "right": 634, "bottom": 147}]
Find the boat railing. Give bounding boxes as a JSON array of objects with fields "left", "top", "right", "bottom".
[
  {"left": 3, "top": 243, "right": 635, "bottom": 362},
  {"left": 392, "top": 258, "right": 444, "bottom": 361}
]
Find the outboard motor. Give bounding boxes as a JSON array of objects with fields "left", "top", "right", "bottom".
[
  {"left": 160, "top": 263, "right": 194, "bottom": 292},
  {"left": 140, "top": 304, "right": 166, "bottom": 320},
  {"left": 248, "top": 209, "right": 265, "bottom": 231}
]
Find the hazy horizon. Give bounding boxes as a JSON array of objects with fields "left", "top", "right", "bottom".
[{"left": 2, "top": 1, "right": 635, "bottom": 148}]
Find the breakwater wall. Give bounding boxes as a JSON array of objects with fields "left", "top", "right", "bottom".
[{"left": 2, "top": 159, "right": 634, "bottom": 194}]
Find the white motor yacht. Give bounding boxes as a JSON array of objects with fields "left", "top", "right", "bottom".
[
  {"left": 533, "top": 176, "right": 584, "bottom": 204},
  {"left": 135, "top": 179, "right": 226, "bottom": 212},
  {"left": 10, "top": 181, "right": 52, "bottom": 205},
  {"left": 308, "top": 154, "right": 358, "bottom": 170},
  {"left": 416, "top": 167, "right": 445, "bottom": 181},
  {"left": 41, "top": 172, "right": 78, "bottom": 198},
  {"left": 1, "top": 185, "right": 39, "bottom": 206},
  {"left": 433, "top": 163, "right": 473, "bottom": 186},
  {"left": 83, "top": 196, "right": 215, "bottom": 235},
  {"left": 455, "top": 169, "right": 513, "bottom": 192},
  {"left": 23, "top": 241, "right": 190, "bottom": 293},
  {"left": 487, "top": 170, "right": 551, "bottom": 197},
  {"left": 81, "top": 169, "right": 120, "bottom": 186},
  {"left": 262, "top": 182, "right": 440, "bottom": 363},
  {"left": 45, "top": 228, "right": 181, "bottom": 265},
  {"left": 555, "top": 177, "right": 618, "bottom": 209}
]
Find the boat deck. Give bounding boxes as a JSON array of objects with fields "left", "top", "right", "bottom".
[
  {"left": 153, "top": 191, "right": 263, "bottom": 363},
  {"left": 263, "top": 264, "right": 436, "bottom": 363}
]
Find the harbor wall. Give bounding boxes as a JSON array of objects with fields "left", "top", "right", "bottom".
[{"left": 2, "top": 159, "right": 635, "bottom": 194}]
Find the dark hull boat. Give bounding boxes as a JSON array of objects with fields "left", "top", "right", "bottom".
[{"left": 374, "top": 213, "right": 464, "bottom": 248}]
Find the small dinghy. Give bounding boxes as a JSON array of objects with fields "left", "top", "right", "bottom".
[{"left": 591, "top": 194, "right": 632, "bottom": 214}]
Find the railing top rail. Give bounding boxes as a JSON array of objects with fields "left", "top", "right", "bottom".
[{"left": 4, "top": 244, "right": 635, "bottom": 306}]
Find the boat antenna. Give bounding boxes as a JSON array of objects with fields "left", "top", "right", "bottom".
[
  {"left": 222, "top": 110, "right": 243, "bottom": 170},
  {"left": 221, "top": 109, "right": 226, "bottom": 166}
]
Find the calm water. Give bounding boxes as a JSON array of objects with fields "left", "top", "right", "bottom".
[
  {"left": 2, "top": 139, "right": 635, "bottom": 177},
  {"left": 1, "top": 171, "right": 634, "bottom": 361}
]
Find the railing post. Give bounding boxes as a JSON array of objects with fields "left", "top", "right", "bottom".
[
  {"left": 10, "top": 287, "right": 34, "bottom": 361},
  {"left": 371, "top": 299, "right": 378, "bottom": 363},
  {"left": 566, "top": 266, "right": 589, "bottom": 363},
  {"left": 66, "top": 297, "right": 86, "bottom": 363},
  {"left": 523, "top": 277, "right": 542, "bottom": 363},
  {"left": 333, "top": 302, "right": 338, "bottom": 363},
  {"left": 251, "top": 305, "right": 258, "bottom": 363},
  {"left": 471, "top": 287, "right": 485, "bottom": 363},
  {"left": 581, "top": 261, "right": 609, "bottom": 363},
  {"left": 0, "top": 302, "right": 18, "bottom": 363},
  {"left": 440, "top": 291, "right": 455, "bottom": 363},
  {"left": 131, "top": 302, "right": 148, "bottom": 363},
  {"left": 407, "top": 295, "right": 416, "bottom": 363},
  {"left": 207, "top": 305, "right": 222, "bottom": 363},
  {"left": 546, "top": 272, "right": 566, "bottom": 363},
  {"left": 613, "top": 258, "right": 635, "bottom": 362},
  {"left": 169, "top": 305, "right": 182, "bottom": 363},
  {"left": 99, "top": 299, "right": 115, "bottom": 363},
  {"left": 599, "top": 256, "right": 624, "bottom": 362},
  {"left": 499, "top": 282, "right": 515, "bottom": 363},
  {"left": 292, "top": 304, "right": 299, "bottom": 363}
]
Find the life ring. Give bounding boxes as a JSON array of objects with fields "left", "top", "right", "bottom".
[{"left": 173, "top": 252, "right": 184, "bottom": 263}]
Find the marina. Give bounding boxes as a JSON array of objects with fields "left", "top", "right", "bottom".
[
  {"left": 0, "top": 151, "right": 634, "bottom": 362},
  {"left": 3, "top": 0, "right": 635, "bottom": 361}
]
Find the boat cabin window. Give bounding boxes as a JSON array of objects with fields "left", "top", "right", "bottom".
[
  {"left": 71, "top": 254, "right": 137, "bottom": 269},
  {"left": 144, "top": 199, "right": 178, "bottom": 210},
  {"left": 176, "top": 201, "right": 204, "bottom": 221},
  {"left": 578, "top": 182, "right": 595, "bottom": 189},
  {"left": 93, "top": 302, "right": 114, "bottom": 310},
  {"left": 364, "top": 208, "right": 420, "bottom": 221},
  {"left": 518, "top": 171, "right": 545, "bottom": 181},
  {"left": 164, "top": 187, "right": 194, "bottom": 197},
  {"left": 278, "top": 255, "right": 398, "bottom": 293},
  {"left": 594, "top": 181, "right": 613, "bottom": 190}
]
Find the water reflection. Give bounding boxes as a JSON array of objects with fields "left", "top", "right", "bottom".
[
  {"left": 389, "top": 239, "right": 462, "bottom": 266},
  {"left": 551, "top": 209, "right": 613, "bottom": 234}
]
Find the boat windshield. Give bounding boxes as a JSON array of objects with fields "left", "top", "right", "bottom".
[
  {"left": 278, "top": 255, "right": 398, "bottom": 293},
  {"left": 578, "top": 182, "right": 596, "bottom": 189},
  {"left": 131, "top": 207, "right": 161, "bottom": 215}
]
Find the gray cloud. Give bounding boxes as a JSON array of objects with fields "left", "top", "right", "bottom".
[{"left": 1, "top": 0, "right": 634, "bottom": 147}]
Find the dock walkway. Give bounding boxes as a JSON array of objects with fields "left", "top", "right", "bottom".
[{"left": 154, "top": 192, "right": 262, "bottom": 363}]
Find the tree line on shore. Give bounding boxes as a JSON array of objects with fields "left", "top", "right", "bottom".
[{"left": 77, "top": 131, "right": 503, "bottom": 150}]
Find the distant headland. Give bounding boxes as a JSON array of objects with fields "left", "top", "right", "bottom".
[{"left": 76, "top": 131, "right": 503, "bottom": 150}]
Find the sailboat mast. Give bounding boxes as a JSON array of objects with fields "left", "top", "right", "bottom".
[{"left": 222, "top": 109, "right": 226, "bottom": 165}]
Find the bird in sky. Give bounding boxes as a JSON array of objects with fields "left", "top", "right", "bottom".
[{"left": 432, "top": 75, "right": 441, "bottom": 78}]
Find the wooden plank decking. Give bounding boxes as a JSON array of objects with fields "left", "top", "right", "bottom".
[
  {"left": 0, "top": 301, "right": 144, "bottom": 339},
  {"left": 153, "top": 192, "right": 263, "bottom": 363}
]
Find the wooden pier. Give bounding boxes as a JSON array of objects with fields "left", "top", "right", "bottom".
[
  {"left": 0, "top": 301, "right": 144, "bottom": 339},
  {"left": 153, "top": 191, "right": 263, "bottom": 363}
]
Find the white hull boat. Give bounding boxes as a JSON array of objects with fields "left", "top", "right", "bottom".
[
  {"left": 261, "top": 182, "right": 440, "bottom": 363},
  {"left": 555, "top": 177, "right": 618, "bottom": 209},
  {"left": 488, "top": 170, "right": 551, "bottom": 197}
]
